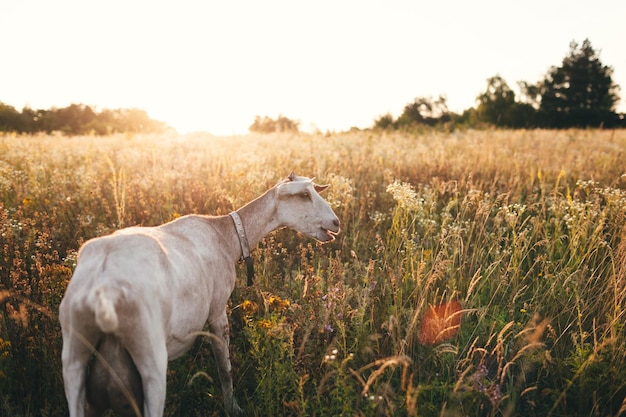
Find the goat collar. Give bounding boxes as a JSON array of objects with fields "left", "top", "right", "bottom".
[{"left": 229, "top": 211, "right": 254, "bottom": 286}]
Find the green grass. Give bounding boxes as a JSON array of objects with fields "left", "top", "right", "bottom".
[{"left": 1, "top": 129, "right": 625, "bottom": 416}]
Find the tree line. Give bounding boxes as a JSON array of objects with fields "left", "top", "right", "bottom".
[
  {"left": 252, "top": 39, "right": 624, "bottom": 134},
  {"left": 0, "top": 103, "right": 168, "bottom": 135},
  {"left": 374, "top": 39, "right": 624, "bottom": 130},
  {"left": 2, "top": 39, "right": 622, "bottom": 136},
  {"left": 248, "top": 114, "right": 300, "bottom": 134}
]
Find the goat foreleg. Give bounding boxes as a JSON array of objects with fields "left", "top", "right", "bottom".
[{"left": 209, "top": 312, "right": 242, "bottom": 416}]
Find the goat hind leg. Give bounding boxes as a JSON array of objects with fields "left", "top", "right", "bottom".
[
  {"left": 124, "top": 330, "right": 168, "bottom": 417},
  {"left": 61, "top": 326, "right": 99, "bottom": 417},
  {"left": 209, "top": 313, "right": 242, "bottom": 416}
]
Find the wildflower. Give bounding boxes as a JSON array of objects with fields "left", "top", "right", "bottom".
[
  {"left": 487, "top": 384, "right": 502, "bottom": 405},
  {"left": 268, "top": 295, "right": 290, "bottom": 312},
  {"left": 324, "top": 349, "right": 338, "bottom": 362},
  {"left": 21, "top": 196, "right": 33, "bottom": 206},
  {"left": 63, "top": 250, "right": 78, "bottom": 269},
  {"left": 369, "top": 211, "right": 388, "bottom": 225},
  {"left": 257, "top": 319, "right": 272, "bottom": 329},
  {"left": 386, "top": 180, "right": 423, "bottom": 211},
  {"left": 242, "top": 300, "right": 258, "bottom": 316},
  {"left": 476, "top": 363, "right": 488, "bottom": 378},
  {"left": 324, "top": 324, "right": 334, "bottom": 333},
  {"left": 326, "top": 174, "right": 354, "bottom": 209},
  {"left": 500, "top": 203, "right": 526, "bottom": 226}
]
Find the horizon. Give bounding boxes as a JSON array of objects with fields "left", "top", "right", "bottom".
[{"left": 1, "top": 1, "right": 625, "bottom": 135}]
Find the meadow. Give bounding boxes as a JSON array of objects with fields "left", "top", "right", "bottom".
[{"left": 0, "top": 129, "right": 625, "bottom": 416}]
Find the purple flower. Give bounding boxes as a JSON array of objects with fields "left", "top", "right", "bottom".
[
  {"left": 324, "top": 324, "right": 334, "bottom": 333},
  {"left": 488, "top": 385, "right": 502, "bottom": 404}
]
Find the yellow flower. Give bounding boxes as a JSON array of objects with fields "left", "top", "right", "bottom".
[
  {"left": 258, "top": 319, "right": 272, "bottom": 329},
  {"left": 242, "top": 300, "right": 258, "bottom": 316},
  {"left": 22, "top": 196, "right": 33, "bottom": 206},
  {"left": 268, "top": 295, "right": 290, "bottom": 312}
]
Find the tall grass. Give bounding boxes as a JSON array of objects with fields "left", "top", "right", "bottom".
[{"left": 0, "top": 129, "right": 625, "bottom": 416}]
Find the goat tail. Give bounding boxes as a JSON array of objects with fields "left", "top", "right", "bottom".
[{"left": 94, "top": 287, "right": 119, "bottom": 333}]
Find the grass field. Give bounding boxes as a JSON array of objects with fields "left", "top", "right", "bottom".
[{"left": 1, "top": 129, "right": 625, "bottom": 416}]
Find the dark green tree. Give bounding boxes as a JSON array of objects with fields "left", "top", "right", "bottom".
[
  {"left": 518, "top": 81, "right": 541, "bottom": 109},
  {"left": 476, "top": 75, "right": 516, "bottom": 126},
  {"left": 249, "top": 115, "right": 299, "bottom": 133},
  {"left": 19, "top": 107, "right": 44, "bottom": 133},
  {"left": 0, "top": 102, "right": 167, "bottom": 135},
  {"left": 374, "top": 96, "right": 453, "bottom": 130},
  {"left": 0, "top": 102, "right": 23, "bottom": 131},
  {"left": 373, "top": 113, "right": 395, "bottom": 129},
  {"left": 56, "top": 104, "right": 97, "bottom": 135},
  {"left": 538, "top": 39, "right": 620, "bottom": 127},
  {"left": 397, "top": 95, "right": 450, "bottom": 127},
  {"left": 476, "top": 76, "right": 538, "bottom": 128}
]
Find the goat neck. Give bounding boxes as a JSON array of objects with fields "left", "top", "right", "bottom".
[{"left": 232, "top": 186, "right": 280, "bottom": 254}]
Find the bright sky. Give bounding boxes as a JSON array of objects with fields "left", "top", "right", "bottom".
[{"left": 1, "top": 1, "right": 625, "bottom": 135}]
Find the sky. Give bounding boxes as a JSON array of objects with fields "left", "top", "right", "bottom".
[{"left": 1, "top": 0, "right": 625, "bottom": 135}]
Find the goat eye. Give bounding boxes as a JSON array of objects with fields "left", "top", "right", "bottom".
[{"left": 300, "top": 192, "right": 310, "bottom": 200}]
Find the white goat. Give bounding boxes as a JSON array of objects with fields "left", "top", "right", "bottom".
[{"left": 59, "top": 173, "right": 340, "bottom": 417}]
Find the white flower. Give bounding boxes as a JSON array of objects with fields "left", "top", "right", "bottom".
[{"left": 387, "top": 180, "right": 423, "bottom": 211}]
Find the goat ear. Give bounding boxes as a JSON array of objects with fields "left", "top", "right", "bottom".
[
  {"left": 288, "top": 172, "right": 296, "bottom": 181},
  {"left": 314, "top": 183, "right": 330, "bottom": 193}
]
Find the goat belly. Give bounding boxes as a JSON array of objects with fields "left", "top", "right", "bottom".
[{"left": 86, "top": 334, "right": 144, "bottom": 417}]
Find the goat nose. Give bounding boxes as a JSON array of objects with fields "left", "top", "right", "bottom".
[{"left": 333, "top": 218, "right": 340, "bottom": 228}]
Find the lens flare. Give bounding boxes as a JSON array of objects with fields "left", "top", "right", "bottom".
[{"left": 418, "top": 301, "right": 463, "bottom": 345}]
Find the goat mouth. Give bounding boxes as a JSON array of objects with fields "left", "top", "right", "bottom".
[{"left": 321, "top": 227, "right": 340, "bottom": 241}]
